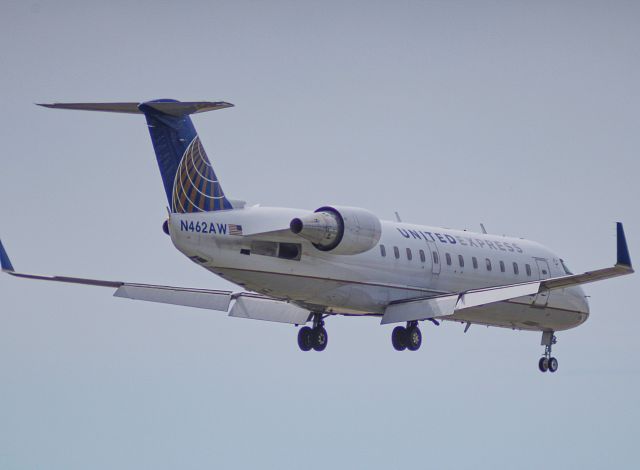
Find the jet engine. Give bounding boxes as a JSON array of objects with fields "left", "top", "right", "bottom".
[{"left": 290, "top": 206, "right": 382, "bottom": 255}]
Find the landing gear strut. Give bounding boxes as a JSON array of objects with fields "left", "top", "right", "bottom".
[
  {"left": 538, "top": 331, "right": 559, "bottom": 373},
  {"left": 297, "top": 313, "right": 328, "bottom": 352},
  {"left": 391, "top": 321, "right": 422, "bottom": 351}
]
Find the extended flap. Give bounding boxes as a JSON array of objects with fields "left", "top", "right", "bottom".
[
  {"left": 381, "top": 294, "right": 458, "bottom": 325},
  {"left": 114, "top": 284, "right": 232, "bottom": 311},
  {"left": 229, "top": 296, "right": 311, "bottom": 324}
]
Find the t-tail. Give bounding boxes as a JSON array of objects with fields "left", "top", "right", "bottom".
[{"left": 38, "top": 100, "right": 235, "bottom": 212}]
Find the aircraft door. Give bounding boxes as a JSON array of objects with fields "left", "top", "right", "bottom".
[
  {"left": 426, "top": 239, "right": 441, "bottom": 276},
  {"left": 533, "top": 258, "right": 551, "bottom": 307}
]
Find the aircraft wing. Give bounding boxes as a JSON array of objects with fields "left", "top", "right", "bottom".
[
  {"left": 0, "top": 240, "right": 311, "bottom": 325},
  {"left": 382, "top": 223, "right": 633, "bottom": 324}
]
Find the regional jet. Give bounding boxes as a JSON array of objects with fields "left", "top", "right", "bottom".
[{"left": 0, "top": 100, "right": 633, "bottom": 372}]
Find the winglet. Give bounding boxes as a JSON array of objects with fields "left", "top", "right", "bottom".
[
  {"left": 616, "top": 222, "right": 632, "bottom": 268},
  {"left": 0, "top": 240, "right": 15, "bottom": 272}
]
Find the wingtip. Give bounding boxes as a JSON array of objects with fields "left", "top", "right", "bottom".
[
  {"left": 0, "top": 239, "right": 15, "bottom": 272},
  {"left": 616, "top": 222, "right": 632, "bottom": 269}
]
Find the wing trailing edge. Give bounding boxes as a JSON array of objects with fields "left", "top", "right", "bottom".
[
  {"left": 0, "top": 240, "right": 310, "bottom": 325},
  {"left": 382, "top": 282, "right": 541, "bottom": 325}
]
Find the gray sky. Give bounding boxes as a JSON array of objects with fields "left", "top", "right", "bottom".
[{"left": 1, "top": 1, "right": 638, "bottom": 468}]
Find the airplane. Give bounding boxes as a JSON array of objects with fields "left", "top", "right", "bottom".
[{"left": 0, "top": 99, "right": 633, "bottom": 373}]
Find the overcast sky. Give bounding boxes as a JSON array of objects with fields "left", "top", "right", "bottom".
[{"left": 1, "top": 1, "right": 638, "bottom": 469}]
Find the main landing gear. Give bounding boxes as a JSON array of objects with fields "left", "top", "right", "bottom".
[
  {"left": 391, "top": 321, "right": 422, "bottom": 351},
  {"left": 297, "top": 313, "right": 328, "bottom": 352},
  {"left": 538, "top": 331, "right": 559, "bottom": 373}
]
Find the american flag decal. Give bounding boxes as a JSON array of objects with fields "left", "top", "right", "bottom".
[{"left": 229, "top": 224, "right": 243, "bottom": 236}]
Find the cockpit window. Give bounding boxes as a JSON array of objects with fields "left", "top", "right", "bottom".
[{"left": 560, "top": 259, "right": 573, "bottom": 275}]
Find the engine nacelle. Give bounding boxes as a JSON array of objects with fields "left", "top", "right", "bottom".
[{"left": 290, "top": 206, "right": 382, "bottom": 255}]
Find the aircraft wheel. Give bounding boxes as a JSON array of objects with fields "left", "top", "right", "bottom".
[
  {"left": 392, "top": 326, "right": 407, "bottom": 351},
  {"left": 548, "top": 357, "right": 558, "bottom": 373},
  {"left": 538, "top": 357, "right": 549, "bottom": 373},
  {"left": 311, "top": 327, "right": 328, "bottom": 351},
  {"left": 406, "top": 325, "right": 422, "bottom": 351},
  {"left": 297, "top": 326, "right": 313, "bottom": 351}
]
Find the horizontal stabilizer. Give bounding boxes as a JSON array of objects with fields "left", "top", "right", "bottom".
[{"left": 38, "top": 101, "right": 234, "bottom": 116}]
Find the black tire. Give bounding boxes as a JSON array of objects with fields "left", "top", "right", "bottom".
[
  {"left": 297, "top": 326, "right": 313, "bottom": 351},
  {"left": 311, "top": 327, "right": 328, "bottom": 351},
  {"left": 548, "top": 357, "right": 558, "bottom": 373},
  {"left": 538, "top": 357, "right": 549, "bottom": 372},
  {"left": 406, "top": 326, "right": 422, "bottom": 351},
  {"left": 392, "top": 326, "right": 407, "bottom": 351}
]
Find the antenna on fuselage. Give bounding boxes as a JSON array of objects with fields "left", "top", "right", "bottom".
[
  {"left": 480, "top": 223, "right": 487, "bottom": 234},
  {"left": 395, "top": 212, "right": 402, "bottom": 222}
]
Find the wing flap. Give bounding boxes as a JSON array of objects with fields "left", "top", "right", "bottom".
[
  {"left": 229, "top": 295, "right": 311, "bottom": 324},
  {"left": 1, "top": 240, "right": 310, "bottom": 322},
  {"left": 457, "top": 282, "right": 540, "bottom": 309},
  {"left": 382, "top": 223, "right": 633, "bottom": 324},
  {"left": 114, "top": 284, "right": 232, "bottom": 311},
  {"left": 381, "top": 282, "right": 540, "bottom": 324},
  {"left": 381, "top": 294, "right": 458, "bottom": 325}
]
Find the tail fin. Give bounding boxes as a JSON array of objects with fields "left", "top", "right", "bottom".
[{"left": 38, "top": 100, "right": 234, "bottom": 212}]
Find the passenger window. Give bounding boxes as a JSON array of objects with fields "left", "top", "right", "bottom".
[
  {"left": 406, "top": 248, "right": 412, "bottom": 261},
  {"left": 500, "top": 260, "right": 505, "bottom": 273},
  {"left": 394, "top": 246, "right": 400, "bottom": 259},
  {"left": 513, "top": 262, "right": 519, "bottom": 275},
  {"left": 458, "top": 255, "right": 464, "bottom": 267},
  {"left": 433, "top": 252, "right": 439, "bottom": 264},
  {"left": 380, "top": 245, "right": 386, "bottom": 257},
  {"left": 526, "top": 264, "right": 532, "bottom": 276},
  {"left": 472, "top": 257, "right": 478, "bottom": 269},
  {"left": 486, "top": 258, "right": 492, "bottom": 271},
  {"left": 419, "top": 250, "right": 426, "bottom": 263},
  {"left": 446, "top": 253, "right": 452, "bottom": 266}
]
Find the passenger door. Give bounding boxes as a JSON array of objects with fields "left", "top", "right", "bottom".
[
  {"left": 425, "top": 239, "right": 441, "bottom": 276},
  {"left": 533, "top": 258, "right": 551, "bottom": 307}
]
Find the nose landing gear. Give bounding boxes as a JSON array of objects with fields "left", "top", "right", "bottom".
[
  {"left": 538, "top": 331, "right": 559, "bottom": 373},
  {"left": 297, "top": 313, "right": 328, "bottom": 352},
  {"left": 391, "top": 321, "right": 422, "bottom": 351}
]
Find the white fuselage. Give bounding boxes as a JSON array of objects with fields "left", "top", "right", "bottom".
[{"left": 168, "top": 207, "right": 590, "bottom": 332}]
